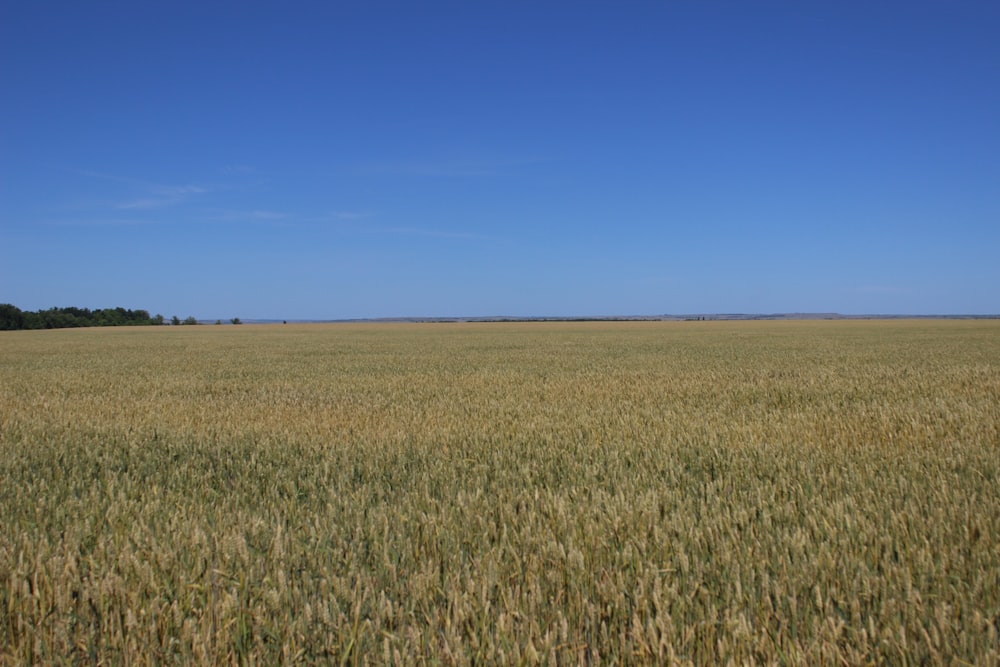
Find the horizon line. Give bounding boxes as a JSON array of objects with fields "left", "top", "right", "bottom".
[{"left": 208, "top": 313, "right": 1000, "bottom": 324}]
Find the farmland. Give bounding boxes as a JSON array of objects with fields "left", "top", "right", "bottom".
[{"left": 1, "top": 320, "right": 998, "bottom": 664}]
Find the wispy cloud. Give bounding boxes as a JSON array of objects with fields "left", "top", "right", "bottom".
[
  {"left": 114, "top": 184, "right": 210, "bottom": 210},
  {"left": 68, "top": 168, "right": 212, "bottom": 210},
  {"left": 72, "top": 169, "right": 208, "bottom": 193}
]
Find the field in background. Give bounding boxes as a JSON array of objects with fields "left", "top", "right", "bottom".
[{"left": 1, "top": 320, "right": 998, "bottom": 664}]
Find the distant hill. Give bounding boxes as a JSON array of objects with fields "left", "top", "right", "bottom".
[{"left": 242, "top": 313, "right": 999, "bottom": 324}]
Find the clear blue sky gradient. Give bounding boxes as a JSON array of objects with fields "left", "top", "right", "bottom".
[{"left": 2, "top": 2, "right": 998, "bottom": 319}]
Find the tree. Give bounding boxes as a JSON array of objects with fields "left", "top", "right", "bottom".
[
  {"left": 183, "top": 316, "right": 198, "bottom": 325},
  {"left": 171, "top": 315, "right": 181, "bottom": 326},
  {"left": 0, "top": 303, "right": 25, "bottom": 330},
  {"left": 230, "top": 317, "right": 242, "bottom": 325},
  {"left": 0, "top": 304, "right": 166, "bottom": 330}
]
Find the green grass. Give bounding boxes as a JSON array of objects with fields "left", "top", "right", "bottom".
[{"left": 1, "top": 321, "right": 998, "bottom": 664}]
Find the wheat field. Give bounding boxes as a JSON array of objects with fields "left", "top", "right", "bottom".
[{"left": 1, "top": 320, "right": 998, "bottom": 664}]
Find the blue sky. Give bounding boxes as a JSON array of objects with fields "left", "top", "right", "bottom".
[{"left": 2, "top": 1, "right": 998, "bottom": 319}]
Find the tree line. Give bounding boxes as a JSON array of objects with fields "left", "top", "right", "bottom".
[{"left": 0, "top": 304, "right": 205, "bottom": 330}]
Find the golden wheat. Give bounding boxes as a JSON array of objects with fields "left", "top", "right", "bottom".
[{"left": 1, "top": 321, "right": 998, "bottom": 664}]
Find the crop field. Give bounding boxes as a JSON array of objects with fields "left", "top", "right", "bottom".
[{"left": 1, "top": 320, "right": 998, "bottom": 664}]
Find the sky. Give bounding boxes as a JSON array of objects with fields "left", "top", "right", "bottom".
[{"left": 2, "top": 1, "right": 998, "bottom": 319}]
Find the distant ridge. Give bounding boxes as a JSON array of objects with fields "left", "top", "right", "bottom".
[{"left": 236, "top": 313, "right": 999, "bottom": 324}]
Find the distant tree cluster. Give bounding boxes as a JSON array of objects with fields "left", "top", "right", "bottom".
[{"left": 0, "top": 304, "right": 167, "bottom": 330}]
